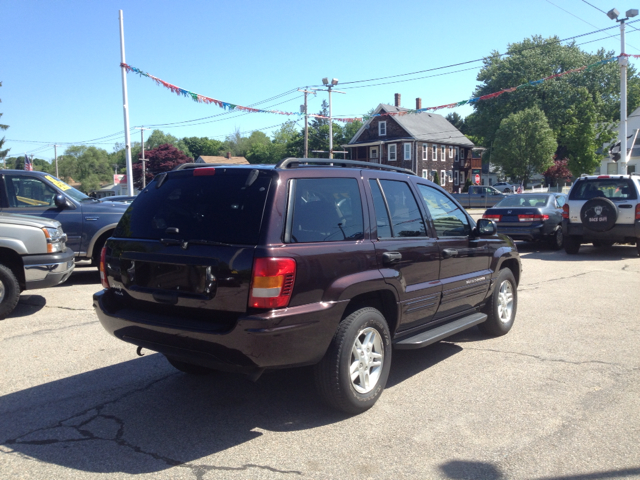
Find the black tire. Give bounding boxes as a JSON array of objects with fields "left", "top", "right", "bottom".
[
  {"left": 548, "top": 227, "right": 564, "bottom": 250},
  {"left": 314, "top": 307, "right": 392, "bottom": 414},
  {"left": 636, "top": 241, "right": 640, "bottom": 257},
  {"left": 479, "top": 268, "right": 517, "bottom": 337},
  {"left": 580, "top": 198, "right": 618, "bottom": 232},
  {"left": 165, "top": 355, "right": 215, "bottom": 375},
  {"left": 0, "top": 264, "right": 21, "bottom": 320},
  {"left": 564, "top": 235, "right": 581, "bottom": 255}
]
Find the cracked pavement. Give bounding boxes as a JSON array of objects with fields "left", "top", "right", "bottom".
[{"left": 1, "top": 246, "right": 639, "bottom": 479}]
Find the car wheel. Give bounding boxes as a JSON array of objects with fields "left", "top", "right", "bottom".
[
  {"left": 636, "top": 241, "right": 640, "bottom": 257},
  {"left": 0, "top": 264, "right": 21, "bottom": 320},
  {"left": 314, "top": 307, "right": 392, "bottom": 414},
  {"left": 564, "top": 235, "right": 581, "bottom": 254},
  {"left": 165, "top": 355, "right": 216, "bottom": 375},
  {"left": 549, "top": 227, "right": 564, "bottom": 250},
  {"left": 479, "top": 268, "right": 517, "bottom": 337}
]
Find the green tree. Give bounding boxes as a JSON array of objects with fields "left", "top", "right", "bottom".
[
  {"left": 462, "top": 178, "right": 472, "bottom": 192},
  {"left": 492, "top": 107, "right": 557, "bottom": 187},
  {"left": 145, "top": 130, "right": 192, "bottom": 157},
  {"left": 182, "top": 136, "right": 224, "bottom": 159},
  {"left": 445, "top": 112, "right": 466, "bottom": 134},
  {"left": 432, "top": 171, "right": 440, "bottom": 186},
  {"left": 466, "top": 35, "right": 635, "bottom": 164}
]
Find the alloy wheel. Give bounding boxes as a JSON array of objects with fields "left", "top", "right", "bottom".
[{"left": 350, "top": 327, "right": 384, "bottom": 394}]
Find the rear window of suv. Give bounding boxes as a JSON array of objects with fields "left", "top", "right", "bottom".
[
  {"left": 569, "top": 179, "right": 638, "bottom": 201},
  {"left": 114, "top": 168, "right": 272, "bottom": 245}
]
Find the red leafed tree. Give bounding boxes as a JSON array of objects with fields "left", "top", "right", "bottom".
[
  {"left": 132, "top": 144, "right": 192, "bottom": 190},
  {"left": 543, "top": 157, "right": 573, "bottom": 186}
]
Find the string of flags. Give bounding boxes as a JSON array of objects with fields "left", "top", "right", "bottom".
[{"left": 121, "top": 54, "right": 633, "bottom": 123}]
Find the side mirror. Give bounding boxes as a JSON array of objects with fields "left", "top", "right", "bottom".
[
  {"left": 54, "top": 194, "right": 68, "bottom": 209},
  {"left": 476, "top": 218, "right": 497, "bottom": 236}
]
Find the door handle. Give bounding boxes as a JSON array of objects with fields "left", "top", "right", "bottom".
[
  {"left": 619, "top": 204, "right": 632, "bottom": 209},
  {"left": 382, "top": 252, "right": 402, "bottom": 265},
  {"left": 442, "top": 248, "right": 458, "bottom": 258}
]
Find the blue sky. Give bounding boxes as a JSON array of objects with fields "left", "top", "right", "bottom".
[{"left": 3, "top": 0, "right": 640, "bottom": 162}]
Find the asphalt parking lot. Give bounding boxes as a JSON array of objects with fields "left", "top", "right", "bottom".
[{"left": 1, "top": 240, "right": 639, "bottom": 479}]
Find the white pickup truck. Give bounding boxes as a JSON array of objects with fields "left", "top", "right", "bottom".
[{"left": 0, "top": 212, "right": 75, "bottom": 319}]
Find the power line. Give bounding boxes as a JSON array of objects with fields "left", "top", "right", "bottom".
[{"left": 336, "top": 21, "right": 640, "bottom": 88}]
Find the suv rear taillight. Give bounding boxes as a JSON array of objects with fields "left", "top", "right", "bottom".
[
  {"left": 636, "top": 204, "right": 640, "bottom": 220},
  {"left": 249, "top": 257, "right": 296, "bottom": 309},
  {"left": 99, "top": 247, "right": 110, "bottom": 289},
  {"left": 562, "top": 204, "right": 570, "bottom": 219},
  {"left": 482, "top": 214, "right": 501, "bottom": 222}
]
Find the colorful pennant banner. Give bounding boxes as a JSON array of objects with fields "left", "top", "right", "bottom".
[{"left": 121, "top": 55, "right": 623, "bottom": 123}]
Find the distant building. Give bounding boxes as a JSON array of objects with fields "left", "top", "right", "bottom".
[
  {"left": 196, "top": 152, "right": 249, "bottom": 165},
  {"left": 342, "top": 94, "right": 474, "bottom": 193},
  {"left": 601, "top": 106, "right": 640, "bottom": 175}
]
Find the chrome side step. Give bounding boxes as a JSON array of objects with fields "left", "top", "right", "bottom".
[{"left": 394, "top": 312, "right": 487, "bottom": 350}]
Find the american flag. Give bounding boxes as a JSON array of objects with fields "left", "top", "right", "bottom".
[{"left": 24, "top": 154, "right": 33, "bottom": 171}]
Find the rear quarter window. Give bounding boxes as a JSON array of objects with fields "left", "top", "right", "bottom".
[{"left": 114, "top": 169, "right": 272, "bottom": 245}]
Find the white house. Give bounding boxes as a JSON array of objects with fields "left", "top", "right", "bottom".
[{"left": 600, "top": 106, "right": 640, "bottom": 175}]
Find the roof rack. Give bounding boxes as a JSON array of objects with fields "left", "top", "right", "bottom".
[
  {"left": 174, "top": 162, "right": 241, "bottom": 171},
  {"left": 275, "top": 158, "right": 416, "bottom": 176}
]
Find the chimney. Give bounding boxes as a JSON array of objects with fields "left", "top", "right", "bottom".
[
  {"left": 394, "top": 93, "right": 401, "bottom": 107},
  {"left": 226, "top": 151, "right": 231, "bottom": 159},
  {"left": 416, "top": 98, "right": 422, "bottom": 110}
]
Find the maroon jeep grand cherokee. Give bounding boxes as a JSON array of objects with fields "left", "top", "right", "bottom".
[{"left": 94, "top": 159, "right": 521, "bottom": 414}]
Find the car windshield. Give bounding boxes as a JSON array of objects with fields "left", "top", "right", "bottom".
[
  {"left": 569, "top": 179, "right": 638, "bottom": 200},
  {"left": 494, "top": 195, "right": 550, "bottom": 208},
  {"left": 43, "top": 174, "right": 90, "bottom": 202}
]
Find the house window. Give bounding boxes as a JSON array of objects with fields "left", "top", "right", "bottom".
[
  {"left": 447, "top": 170, "right": 453, "bottom": 182},
  {"left": 432, "top": 144, "right": 437, "bottom": 161},
  {"left": 422, "top": 143, "right": 428, "bottom": 160},
  {"left": 404, "top": 143, "right": 412, "bottom": 160},
  {"left": 460, "top": 148, "right": 465, "bottom": 161},
  {"left": 431, "top": 170, "right": 437, "bottom": 182},
  {"left": 441, "top": 170, "right": 446, "bottom": 186},
  {"left": 628, "top": 164, "right": 636, "bottom": 174},
  {"left": 379, "top": 121, "right": 387, "bottom": 136},
  {"left": 607, "top": 163, "right": 617, "bottom": 174},
  {"left": 454, "top": 170, "right": 459, "bottom": 186},
  {"left": 370, "top": 146, "right": 379, "bottom": 162},
  {"left": 422, "top": 170, "right": 428, "bottom": 179},
  {"left": 441, "top": 146, "right": 446, "bottom": 160},
  {"left": 388, "top": 144, "right": 397, "bottom": 162},
  {"left": 449, "top": 146, "right": 453, "bottom": 158},
  {"left": 460, "top": 171, "right": 465, "bottom": 185},
  {"left": 455, "top": 147, "right": 459, "bottom": 162}
]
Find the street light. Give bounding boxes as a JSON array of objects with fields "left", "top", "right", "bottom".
[
  {"left": 609, "top": 7, "right": 639, "bottom": 174},
  {"left": 314, "top": 78, "right": 345, "bottom": 159}
]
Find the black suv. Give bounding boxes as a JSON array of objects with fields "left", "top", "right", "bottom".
[{"left": 94, "top": 159, "right": 521, "bottom": 414}]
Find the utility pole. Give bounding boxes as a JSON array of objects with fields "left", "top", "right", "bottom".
[
  {"left": 298, "top": 88, "right": 316, "bottom": 158},
  {"left": 313, "top": 78, "right": 345, "bottom": 159},
  {"left": 607, "top": 7, "right": 639, "bottom": 174},
  {"left": 54, "top": 144, "right": 59, "bottom": 178},
  {"left": 119, "top": 10, "right": 134, "bottom": 196},
  {"left": 135, "top": 126, "right": 151, "bottom": 189}
]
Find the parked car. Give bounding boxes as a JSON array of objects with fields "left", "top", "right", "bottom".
[
  {"left": 562, "top": 174, "right": 640, "bottom": 255},
  {"left": 451, "top": 185, "right": 507, "bottom": 208},
  {"left": 492, "top": 182, "right": 517, "bottom": 193},
  {"left": 482, "top": 193, "right": 567, "bottom": 250},
  {"left": 0, "top": 170, "right": 129, "bottom": 265},
  {"left": 100, "top": 195, "right": 137, "bottom": 204},
  {"left": 94, "top": 159, "right": 522, "bottom": 414},
  {"left": 0, "top": 212, "right": 74, "bottom": 319}
]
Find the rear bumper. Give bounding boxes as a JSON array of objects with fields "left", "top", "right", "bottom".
[
  {"left": 23, "top": 248, "right": 75, "bottom": 290},
  {"left": 93, "top": 289, "right": 345, "bottom": 373},
  {"left": 496, "top": 223, "right": 551, "bottom": 242},
  {"left": 563, "top": 220, "right": 640, "bottom": 242}
]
